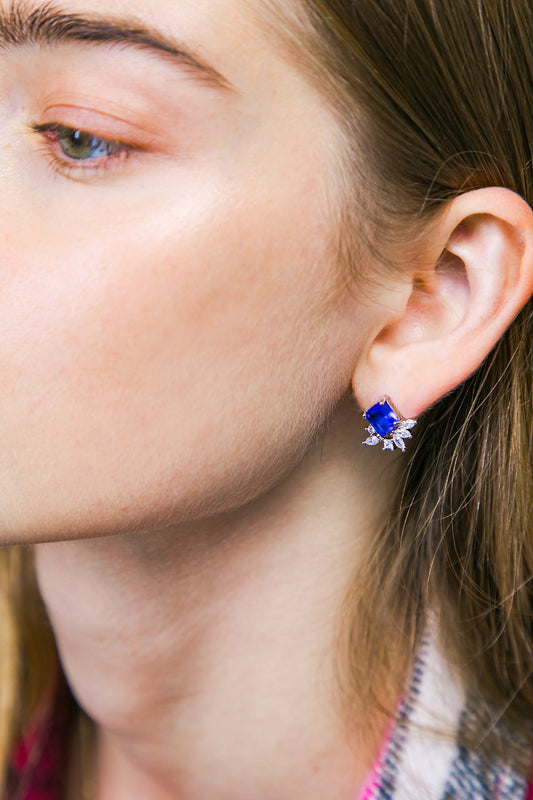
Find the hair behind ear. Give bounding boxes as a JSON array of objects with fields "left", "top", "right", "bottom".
[{"left": 346, "top": 299, "right": 533, "bottom": 760}]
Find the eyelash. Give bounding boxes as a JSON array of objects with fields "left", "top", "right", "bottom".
[{"left": 30, "top": 122, "right": 134, "bottom": 177}]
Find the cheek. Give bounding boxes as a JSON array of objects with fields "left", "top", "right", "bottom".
[{"left": 0, "top": 165, "right": 360, "bottom": 542}]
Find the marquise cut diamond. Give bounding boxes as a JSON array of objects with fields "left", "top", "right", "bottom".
[{"left": 362, "top": 398, "right": 417, "bottom": 452}]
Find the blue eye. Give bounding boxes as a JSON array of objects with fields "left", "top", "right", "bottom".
[
  {"left": 31, "top": 122, "right": 130, "bottom": 170},
  {"left": 54, "top": 126, "right": 121, "bottom": 160}
]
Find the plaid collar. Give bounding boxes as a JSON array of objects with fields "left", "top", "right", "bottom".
[{"left": 359, "top": 630, "right": 531, "bottom": 800}]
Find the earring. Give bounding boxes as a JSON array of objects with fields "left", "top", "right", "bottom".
[{"left": 362, "top": 397, "right": 417, "bottom": 452}]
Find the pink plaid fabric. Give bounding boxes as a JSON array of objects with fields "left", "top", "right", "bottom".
[
  {"left": 5, "top": 679, "right": 73, "bottom": 800},
  {"left": 5, "top": 677, "right": 533, "bottom": 800}
]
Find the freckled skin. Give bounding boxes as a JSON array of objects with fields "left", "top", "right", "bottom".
[
  {"left": 4, "top": 3, "right": 530, "bottom": 798},
  {"left": 2, "top": 2, "right": 398, "bottom": 798},
  {"left": 0, "top": 0, "right": 374, "bottom": 544}
]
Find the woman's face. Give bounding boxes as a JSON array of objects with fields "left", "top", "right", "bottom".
[{"left": 0, "top": 0, "right": 373, "bottom": 542}]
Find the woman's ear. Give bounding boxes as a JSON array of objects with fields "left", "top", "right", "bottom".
[{"left": 352, "top": 188, "right": 533, "bottom": 418}]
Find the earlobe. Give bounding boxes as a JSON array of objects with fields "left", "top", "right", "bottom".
[{"left": 352, "top": 188, "right": 533, "bottom": 420}]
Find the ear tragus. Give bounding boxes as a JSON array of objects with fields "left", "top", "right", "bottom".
[{"left": 352, "top": 188, "right": 533, "bottom": 420}]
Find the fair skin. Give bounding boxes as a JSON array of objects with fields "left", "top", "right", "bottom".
[
  {"left": 2, "top": 0, "right": 533, "bottom": 797},
  {"left": 37, "top": 405, "right": 401, "bottom": 800}
]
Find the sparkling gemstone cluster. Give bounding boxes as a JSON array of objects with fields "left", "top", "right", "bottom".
[{"left": 362, "top": 399, "right": 417, "bottom": 452}]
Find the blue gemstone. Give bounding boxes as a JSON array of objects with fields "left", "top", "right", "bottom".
[{"left": 364, "top": 400, "right": 399, "bottom": 438}]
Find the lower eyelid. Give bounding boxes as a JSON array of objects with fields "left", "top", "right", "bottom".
[{"left": 41, "top": 146, "right": 134, "bottom": 182}]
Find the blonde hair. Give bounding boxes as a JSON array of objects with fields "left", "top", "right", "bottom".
[
  {"left": 2, "top": 0, "right": 533, "bottom": 790},
  {"left": 0, "top": 548, "right": 57, "bottom": 792},
  {"left": 261, "top": 0, "right": 533, "bottom": 755}
]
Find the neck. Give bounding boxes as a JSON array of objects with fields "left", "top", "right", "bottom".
[{"left": 35, "top": 399, "right": 402, "bottom": 800}]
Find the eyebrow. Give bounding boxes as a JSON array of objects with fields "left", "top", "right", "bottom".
[{"left": 0, "top": 1, "right": 233, "bottom": 90}]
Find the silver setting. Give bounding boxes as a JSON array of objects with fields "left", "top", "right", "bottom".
[{"left": 363, "top": 418, "right": 417, "bottom": 452}]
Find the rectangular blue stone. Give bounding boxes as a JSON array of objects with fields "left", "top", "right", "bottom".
[{"left": 364, "top": 399, "right": 399, "bottom": 438}]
